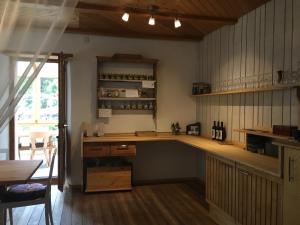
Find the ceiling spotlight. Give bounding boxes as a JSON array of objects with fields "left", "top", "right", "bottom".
[
  {"left": 148, "top": 16, "right": 155, "bottom": 26},
  {"left": 174, "top": 18, "right": 181, "bottom": 28},
  {"left": 122, "top": 12, "right": 129, "bottom": 22}
]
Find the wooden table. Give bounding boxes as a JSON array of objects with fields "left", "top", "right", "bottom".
[{"left": 0, "top": 160, "right": 42, "bottom": 225}]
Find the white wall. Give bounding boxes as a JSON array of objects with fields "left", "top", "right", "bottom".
[
  {"left": 0, "top": 54, "right": 10, "bottom": 160},
  {"left": 55, "top": 34, "right": 200, "bottom": 184},
  {"left": 197, "top": 0, "right": 300, "bottom": 144}
]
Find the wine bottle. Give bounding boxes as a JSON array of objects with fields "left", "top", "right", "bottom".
[
  {"left": 219, "top": 122, "right": 226, "bottom": 141},
  {"left": 212, "top": 121, "right": 216, "bottom": 140},
  {"left": 216, "top": 121, "right": 220, "bottom": 140}
]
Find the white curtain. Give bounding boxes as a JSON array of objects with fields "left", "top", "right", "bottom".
[{"left": 0, "top": 0, "right": 78, "bottom": 159}]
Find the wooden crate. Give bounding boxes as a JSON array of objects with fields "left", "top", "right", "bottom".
[{"left": 86, "top": 166, "right": 132, "bottom": 192}]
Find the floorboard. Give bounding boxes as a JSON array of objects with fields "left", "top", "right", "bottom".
[{"left": 5, "top": 183, "right": 216, "bottom": 225}]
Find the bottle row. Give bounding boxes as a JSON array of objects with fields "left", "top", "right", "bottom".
[
  {"left": 100, "top": 73, "right": 155, "bottom": 81},
  {"left": 211, "top": 121, "right": 226, "bottom": 142}
]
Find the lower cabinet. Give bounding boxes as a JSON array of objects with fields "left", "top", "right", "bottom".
[
  {"left": 206, "top": 154, "right": 283, "bottom": 225},
  {"left": 206, "top": 154, "right": 236, "bottom": 218},
  {"left": 235, "top": 164, "right": 283, "bottom": 225},
  {"left": 283, "top": 147, "right": 300, "bottom": 225}
]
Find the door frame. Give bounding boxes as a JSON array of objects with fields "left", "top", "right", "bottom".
[{"left": 8, "top": 53, "right": 73, "bottom": 190}]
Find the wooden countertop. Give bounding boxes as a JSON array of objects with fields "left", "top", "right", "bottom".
[{"left": 83, "top": 134, "right": 280, "bottom": 177}]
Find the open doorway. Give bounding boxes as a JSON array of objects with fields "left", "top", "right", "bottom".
[{"left": 14, "top": 60, "right": 59, "bottom": 179}]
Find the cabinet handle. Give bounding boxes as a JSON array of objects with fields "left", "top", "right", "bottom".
[
  {"left": 289, "top": 157, "right": 295, "bottom": 182},
  {"left": 239, "top": 169, "right": 249, "bottom": 176}
]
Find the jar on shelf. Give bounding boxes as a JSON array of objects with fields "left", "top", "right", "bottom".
[
  {"left": 137, "top": 102, "right": 143, "bottom": 110},
  {"left": 149, "top": 102, "right": 154, "bottom": 110}
]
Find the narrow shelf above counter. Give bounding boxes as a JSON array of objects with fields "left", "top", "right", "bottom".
[
  {"left": 193, "top": 85, "right": 299, "bottom": 97},
  {"left": 234, "top": 129, "right": 292, "bottom": 141}
]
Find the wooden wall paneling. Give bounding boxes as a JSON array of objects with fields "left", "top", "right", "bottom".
[
  {"left": 292, "top": 0, "right": 300, "bottom": 127},
  {"left": 227, "top": 26, "right": 235, "bottom": 141},
  {"left": 253, "top": 7, "right": 261, "bottom": 129},
  {"left": 204, "top": 37, "right": 210, "bottom": 137},
  {"left": 258, "top": 5, "right": 266, "bottom": 129},
  {"left": 220, "top": 27, "right": 229, "bottom": 129},
  {"left": 262, "top": 1, "right": 274, "bottom": 129},
  {"left": 272, "top": 0, "right": 285, "bottom": 127},
  {"left": 197, "top": 43, "right": 204, "bottom": 127},
  {"left": 283, "top": 0, "right": 293, "bottom": 126},
  {"left": 245, "top": 10, "right": 256, "bottom": 130},
  {"left": 197, "top": 0, "right": 299, "bottom": 145},
  {"left": 239, "top": 15, "right": 248, "bottom": 143},
  {"left": 215, "top": 29, "right": 222, "bottom": 120},
  {"left": 232, "top": 19, "right": 242, "bottom": 143}
]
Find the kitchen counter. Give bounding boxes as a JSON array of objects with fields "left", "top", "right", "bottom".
[{"left": 83, "top": 133, "right": 280, "bottom": 177}]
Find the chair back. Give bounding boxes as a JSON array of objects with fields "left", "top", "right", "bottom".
[
  {"left": 48, "top": 148, "right": 57, "bottom": 182},
  {"left": 30, "top": 131, "right": 49, "bottom": 149}
]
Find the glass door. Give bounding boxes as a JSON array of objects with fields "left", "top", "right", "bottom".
[{"left": 15, "top": 61, "right": 59, "bottom": 178}]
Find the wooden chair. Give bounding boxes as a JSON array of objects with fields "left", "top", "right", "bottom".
[
  {"left": 30, "top": 132, "right": 53, "bottom": 166},
  {"left": 17, "top": 136, "right": 31, "bottom": 160},
  {"left": 0, "top": 148, "right": 57, "bottom": 225}
]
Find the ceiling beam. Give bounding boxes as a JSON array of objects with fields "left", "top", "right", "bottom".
[
  {"left": 65, "top": 27, "right": 203, "bottom": 42},
  {"left": 76, "top": 2, "right": 238, "bottom": 24}
]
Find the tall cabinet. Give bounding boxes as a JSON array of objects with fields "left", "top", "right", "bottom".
[{"left": 283, "top": 146, "right": 300, "bottom": 225}]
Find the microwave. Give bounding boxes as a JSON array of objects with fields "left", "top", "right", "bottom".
[{"left": 186, "top": 122, "right": 201, "bottom": 136}]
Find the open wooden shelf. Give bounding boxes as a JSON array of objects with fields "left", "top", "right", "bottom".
[
  {"left": 193, "top": 85, "right": 299, "bottom": 97},
  {"left": 99, "top": 97, "right": 156, "bottom": 101},
  {"left": 97, "top": 55, "right": 158, "bottom": 65},
  {"left": 99, "top": 79, "right": 156, "bottom": 83},
  {"left": 234, "top": 129, "right": 292, "bottom": 141}
]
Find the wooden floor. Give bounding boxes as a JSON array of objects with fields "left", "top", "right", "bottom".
[{"left": 6, "top": 182, "right": 216, "bottom": 225}]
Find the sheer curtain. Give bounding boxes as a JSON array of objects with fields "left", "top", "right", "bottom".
[{"left": 0, "top": 0, "right": 78, "bottom": 159}]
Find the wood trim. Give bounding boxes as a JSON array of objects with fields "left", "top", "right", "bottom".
[
  {"left": 58, "top": 52, "right": 67, "bottom": 192},
  {"left": 97, "top": 54, "right": 158, "bottom": 64},
  {"left": 66, "top": 27, "right": 203, "bottom": 41},
  {"left": 2, "top": 50, "right": 73, "bottom": 60},
  {"left": 76, "top": 2, "right": 238, "bottom": 24},
  {"left": 133, "top": 177, "right": 201, "bottom": 186},
  {"left": 9, "top": 119, "right": 15, "bottom": 160}
]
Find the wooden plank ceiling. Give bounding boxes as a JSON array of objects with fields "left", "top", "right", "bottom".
[
  {"left": 15, "top": 0, "right": 268, "bottom": 41},
  {"left": 67, "top": 0, "right": 269, "bottom": 41}
]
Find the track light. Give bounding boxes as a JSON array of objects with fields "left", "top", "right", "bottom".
[
  {"left": 174, "top": 18, "right": 181, "bottom": 28},
  {"left": 122, "top": 12, "right": 129, "bottom": 22},
  {"left": 148, "top": 16, "right": 155, "bottom": 26}
]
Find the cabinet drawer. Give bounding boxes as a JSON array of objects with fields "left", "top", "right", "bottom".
[
  {"left": 110, "top": 143, "right": 136, "bottom": 156},
  {"left": 86, "top": 167, "right": 132, "bottom": 192},
  {"left": 83, "top": 143, "right": 110, "bottom": 157}
]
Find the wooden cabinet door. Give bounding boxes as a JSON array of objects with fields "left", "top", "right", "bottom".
[
  {"left": 206, "top": 154, "right": 235, "bottom": 218},
  {"left": 235, "top": 164, "right": 283, "bottom": 225},
  {"left": 283, "top": 147, "right": 300, "bottom": 225}
]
